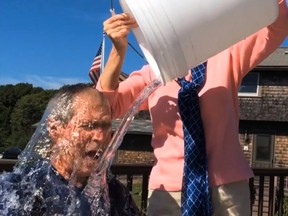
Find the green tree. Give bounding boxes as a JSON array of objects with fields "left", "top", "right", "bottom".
[
  {"left": 0, "top": 83, "right": 43, "bottom": 151},
  {"left": 0, "top": 83, "right": 41, "bottom": 107},
  {"left": 7, "top": 90, "right": 56, "bottom": 149},
  {"left": 0, "top": 103, "right": 11, "bottom": 150}
]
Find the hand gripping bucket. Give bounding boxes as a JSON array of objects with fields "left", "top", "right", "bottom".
[{"left": 120, "top": 0, "right": 279, "bottom": 84}]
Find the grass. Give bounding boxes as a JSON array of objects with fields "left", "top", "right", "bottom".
[
  {"left": 132, "top": 182, "right": 143, "bottom": 208},
  {"left": 117, "top": 175, "right": 144, "bottom": 209}
]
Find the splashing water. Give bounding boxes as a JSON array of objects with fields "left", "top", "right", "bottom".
[
  {"left": 0, "top": 90, "right": 91, "bottom": 215},
  {"left": 0, "top": 160, "right": 90, "bottom": 215},
  {"left": 84, "top": 78, "right": 162, "bottom": 215},
  {"left": 0, "top": 79, "right": 161, "bottom": 215}
]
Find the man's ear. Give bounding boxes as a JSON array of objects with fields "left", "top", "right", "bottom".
[{"left": 47, "top": 117, "right": 64, "bottom": 142}]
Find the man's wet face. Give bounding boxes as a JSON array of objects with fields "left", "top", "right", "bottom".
[{"left": 51, "top": 90, "right": 112, "bottom": 186}]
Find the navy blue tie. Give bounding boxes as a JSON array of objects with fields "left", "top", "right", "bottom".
[{"left": 178, "top": 62, "right": 213, "bottom": 216}]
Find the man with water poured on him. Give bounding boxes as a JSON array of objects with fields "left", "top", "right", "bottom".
[{"left": 0, "top": 84, "right": 140, "bottom": 215}]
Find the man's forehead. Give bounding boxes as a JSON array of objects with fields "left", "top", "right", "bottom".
[
  {"left": 71, "top": 104, "right": 111, "bottom": 122},
  {"left": 69, "top": 90, "right": 111, "bottom": 121}
]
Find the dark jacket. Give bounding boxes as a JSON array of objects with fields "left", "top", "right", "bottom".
[{"left": 0, "top": 159, "right": 141, "bottom": 216}]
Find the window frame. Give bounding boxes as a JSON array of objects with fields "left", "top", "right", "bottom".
[
  {"left": 238, "top": 72, "right": 260, "bottom": 97},
  {"left": 252, "top": 134, "right": 275, "bottom": 168}
]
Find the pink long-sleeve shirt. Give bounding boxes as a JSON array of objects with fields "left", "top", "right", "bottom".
[{"left": 98, "top": 1, "right": 288, "bottom": 191}]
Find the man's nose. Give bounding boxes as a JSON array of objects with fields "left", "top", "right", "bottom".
[{"left": 91, "top": 128, "right": 107, "bottom": 142}]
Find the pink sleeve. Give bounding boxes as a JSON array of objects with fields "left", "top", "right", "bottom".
[
  {"left": 96, "top": 65, "right": 154, "bottom": 119},
  {"left": 229, "top": 0, "right": 288, "bottom": 79}
]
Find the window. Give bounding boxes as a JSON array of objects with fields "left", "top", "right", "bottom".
[
  {"left": 253, "top": 134, "right": 274, "bottom": 168},
  {"left": 255, "top": 135, "right": 272, "bottom": 161},
  {"left": 238, "top": 72, "right": 260, "bottom": 96}
]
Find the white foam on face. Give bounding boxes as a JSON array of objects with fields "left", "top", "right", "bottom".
[{"left": 72, "top": 132, "right": 79, "bottom": 137}]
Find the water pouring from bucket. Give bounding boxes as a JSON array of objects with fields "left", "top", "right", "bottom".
[{"left": 119, "top": 0, "right": 279, "bottom": 84}]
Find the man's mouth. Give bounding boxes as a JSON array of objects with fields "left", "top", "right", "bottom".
[{"left": 85, "top": 148, "right": 103, "bottom": 160}]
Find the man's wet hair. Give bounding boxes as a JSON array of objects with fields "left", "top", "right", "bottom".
[{"left": 49, "top": 83, "right": 94, "bottom": 124}]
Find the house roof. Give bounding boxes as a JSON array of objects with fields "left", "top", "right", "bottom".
[{"left": 258, "top": 47, "right": 288, "bottom": 66}]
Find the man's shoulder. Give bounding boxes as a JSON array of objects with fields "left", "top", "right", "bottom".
[{"left": 0, "top": 169, "right": 22, "bottom": 185}]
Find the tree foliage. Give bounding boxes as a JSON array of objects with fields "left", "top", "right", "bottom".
[{"left": 0, "top": 84, "right": 57, "bottom": 152}]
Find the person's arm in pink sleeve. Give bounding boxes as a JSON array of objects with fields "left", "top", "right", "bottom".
[
  {"left": 97, "top": 13, "right": 153, "bottom": 119},
  {"left": 113, "top": 65, "right": 152, "bottom": 117},
  {"left": 99, "top": 13, "right": 137, "bottom": 91},
  {"left": 229, "top": 0, "right": 288, "bottom": 79},
  {"left": 98, "top": 65, "right": 152, "bottom": 119},
  {"left": 96, "top": 13, "right": 139, "bottom": 118}
]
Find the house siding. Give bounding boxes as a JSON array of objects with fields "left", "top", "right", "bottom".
[
  {"left": 239, "top": 71, "right": 288, "bottom": 122},
  {"left": 274, "top": 136, "right": 288, "bottom": 167},
  {"left": 239, "top": 68, "right": 288, "bottom": 168}
]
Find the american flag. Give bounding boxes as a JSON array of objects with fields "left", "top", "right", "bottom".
[{"left": 89, "top": 42, "right": 103, "bottom": 85}]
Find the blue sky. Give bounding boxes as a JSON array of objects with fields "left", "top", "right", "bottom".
[
  {"left": 0, "top": 0, "right": 146, "bottom": 89},
  {"left": 1, "top": 1, "right": 288, "bottom": 89}
]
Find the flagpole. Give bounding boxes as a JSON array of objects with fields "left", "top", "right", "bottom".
[
  {"left": 100, "top": 32, "right": 106, "bottom": 74},
  {"left": 101, "top": 0, "right": 115, "bottom": 75},
  {"left": 101, "top": 1, "right": 115, "bottom": 75}
]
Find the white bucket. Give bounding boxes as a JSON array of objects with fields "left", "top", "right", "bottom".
[{"left": 120, "top": 0, "right": 279, "bottom": 84}]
